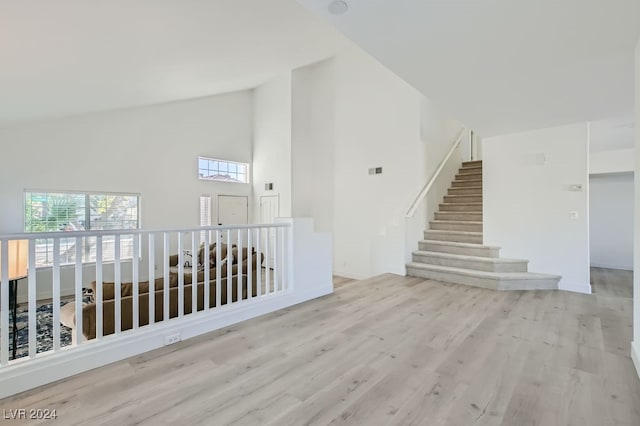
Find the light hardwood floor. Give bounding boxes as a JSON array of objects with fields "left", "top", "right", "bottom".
[{"left": 1, "top": 270, "right": 638, "bottom": 425}]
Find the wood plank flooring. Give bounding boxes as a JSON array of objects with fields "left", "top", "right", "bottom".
[{"left": 1, "top": 269, "right": 638, "bottom": 425}]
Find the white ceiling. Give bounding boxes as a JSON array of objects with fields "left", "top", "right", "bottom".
[
  {"left": 0, "top": 0, "right": 347, "bottom": 126},
  {"left": 297, "top": 0, "right": 640, "bottom": 137}
]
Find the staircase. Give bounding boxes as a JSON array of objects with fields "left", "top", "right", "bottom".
[{"left": 406, "top": 160, "right": 561, "bottom": 291}]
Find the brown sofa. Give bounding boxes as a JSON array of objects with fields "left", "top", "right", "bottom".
[{"left": 62, "top": 244, "right": 262, "bottom": 341}]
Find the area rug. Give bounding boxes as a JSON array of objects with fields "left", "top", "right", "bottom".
[
  {"left": 7, "top": 303, "right": 73, "bottom": 359},
  {"left": 4, "top": 292, "right": 92, "bottom": 360}
]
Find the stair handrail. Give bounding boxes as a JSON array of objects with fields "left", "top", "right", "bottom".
[{"left": 405, "top": 127, "right": 467, "bottom": 218}]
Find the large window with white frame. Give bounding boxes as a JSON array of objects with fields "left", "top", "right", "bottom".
[
  {"left": 24, "top": 191, "right": 140, "bottom": 267},
  {"left": 198, "top": 156, "right": 249, "bottom": 183}
]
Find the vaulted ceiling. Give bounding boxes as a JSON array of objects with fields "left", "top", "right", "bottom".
[
  {"left": 297, "top": 0, "right": 640, "bottom": 136},
  {"left": 2, "top": 1, "right": 638, "bottom": 138},
  {"left": 0, "top": 0, "right": 347, "bottom": 126}
]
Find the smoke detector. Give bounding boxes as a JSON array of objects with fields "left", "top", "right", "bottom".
[{"left": 328, "top": 1, "right": 349, "bottom": 15}]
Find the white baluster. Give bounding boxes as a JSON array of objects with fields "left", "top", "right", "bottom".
[
  {"left": 114, "top": 235, "right": 121, "bottom": 334},
  {"left": 95, "top": 236, "right": 103, "bottom": 340},
  {"left": 256, "top": 228, "right": 262, "bottom": 298},
  {"left": 163, "top": 233, "right": 170, "bottom": 321},
  {"left": 1, "top": 240, "right": 9, "bottom": 365},
  {"left": 75, "top": 237, "right": 83, "bottom": 344},
  {"left": 247, "top": 229, "right": 253, "bottom": 300},
  {"left": 191, "top": 231, "right": 197, "bottom": 314},
  {"left": 282, "top": 227, "right": 288, "bottom": 291},
  {"left": 265, "top": 228, "right": 270, "bottom": 295},
  {"left": 53, "top": 239, "right": 61, "bottom": 349},
  {"left": 237, "top": 228, "right": 243, "bottom": 301},
  {"left": 132, "top": 234, "right": 140, "bottom": 330},
  {"left": 226, "top": 230, "right": 232, "bottom": 303},
  {"left": 148, "top": 233, "right": 155, "bottom": 325},
  {"left": 215, "top": 230, "right": 221, "bottom": 308},
  {"left": 273, "top": 227, "right": 278, "bottom": 293},
  {"left": 27, "top": 240, "right": 36, "bottom": 357},
  {"left": 177, "top": 233, "right": 184, "bottom": 317},
  {"left": 204, "top": 231, "right": 210, "bottom": 310}
]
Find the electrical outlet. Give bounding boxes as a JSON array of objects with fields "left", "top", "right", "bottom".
[{"left": 164, "top": 333, "right": 181, "bottom": 346}]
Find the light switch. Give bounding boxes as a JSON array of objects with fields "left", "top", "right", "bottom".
[
  {"left": 569, "top": 184, "right": 583, "bottom": 192},
  {"left": 569, "top": 211, "right": 579, "bottom": 220}
]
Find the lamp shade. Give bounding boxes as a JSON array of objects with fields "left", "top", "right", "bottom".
[{"left": 0, "top": 240, "right": 29, "bottom": 281}]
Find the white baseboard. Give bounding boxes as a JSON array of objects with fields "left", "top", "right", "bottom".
[
  {"left": 0, "top": 285, "right": 332, "bottom": 400},
  {"left": 558, "top": 281, "right": 592, "bottom": 294},
  {"left": 333, "top": 271, "right": 368, "bottom": 281},
  {"left": 590, "top": 263, "right": 633, "bottom": 271},
  {"left": 632, "top": 341, "right": 640, "bottom": 380}
]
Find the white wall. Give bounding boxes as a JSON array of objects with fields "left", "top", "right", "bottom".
[
  {"left": 483, "top": 123, "right": 591, "bottom": 293},
  {"left": 590, "top": 148, "right": 635, "bottom": 175},
  {"left": 632, "top": 39, "right": 640, "bottom": 375},
  {"left": 421, "top": 97, "right": 466, "bottom": 226},
  {"left": 291, "top": 59, "right": 335, "bottom": 233},
  {"left": 285, "top": 47, "right": 463, "bottom": 279},
  {"left": 330, "top": 48, "right": 423, "bottom": 278},
  {"left": 252, "top": 74, "right": 292, "bottom": 222},
  {"left": 589, "top": 173, "right": 634, "bottom": 270},
  {"left": 0, "top": 92, "right": 254, "bottom": 298}
]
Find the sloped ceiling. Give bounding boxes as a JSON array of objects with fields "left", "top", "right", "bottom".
[
  {"left": 297, "top": 0, "right": 640, "bottom": 137},
  {"left": 0, "top": 0, "right": 348, "bottom": 126}
]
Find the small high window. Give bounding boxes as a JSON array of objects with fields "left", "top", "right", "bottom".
[{"left": 198, "top": 157, "right": 248, "bottom": 183}]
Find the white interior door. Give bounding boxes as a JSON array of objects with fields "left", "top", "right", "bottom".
[
  {"left": 218, "top": 195, "right": 248, "bottom": 225},
  {"left": 260, "top": 195, "right": 279, "bottom": 268},
  {"left": 218, "top": 195, "right": 249, "bottom": 249}
]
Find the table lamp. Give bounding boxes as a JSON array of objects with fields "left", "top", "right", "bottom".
[{"left": 0, "top": 239, "right": 29, "bottom": 360}]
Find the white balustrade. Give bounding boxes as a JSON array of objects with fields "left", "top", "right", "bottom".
[
  {"left": 0, "top": 219, "right": 333, "bottom": 401},
  {"left": 0, "top": 223, "right": 290, "bottom": 364}
]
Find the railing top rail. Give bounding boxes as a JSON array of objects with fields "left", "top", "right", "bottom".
[
  {"left": 405, "top": 127, "right": 467, "bottom": 218},
  {"left": 0, "top": 223, "right": 291, "bottom": 240}
]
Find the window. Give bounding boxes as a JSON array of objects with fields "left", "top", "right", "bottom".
[
  {"left": 24, "top": 191, "right": 140, "bottom": 267},
  {"left": 199, "top": 195, "right": 211, "bottom": 241},
  {"left": 198, "top": 157, "right": 248, "bottom": 183}
]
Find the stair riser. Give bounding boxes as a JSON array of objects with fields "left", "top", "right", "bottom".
[
  {"left": 458, "top": 168, "right": 483, "bottom": 175},
  {"left": 419, "top": 241, "right": 499, "bottom": 258},
  {"left": 440, "top": 204, "right": 482, "bottom": 212},
  {"left": 434, "top": 212, "right": 483, "bottom": 221},
  {"left": 448, "top": 187, "right": 482, "bottom": 195},
  {"left": 407, "top": 267, "right": 498, "bottom": 290},
  {"left": 443, "top": 195, "right": 482, "bottom": 204},
  {"left": 452, "top": 180, "right": 482, "bottom": 188},
  {"left": 430, "top": 222, "right": 482, "bottom": 232},
  {"left": 460, "top": 165, "right": 482, "bottom": 172},
  {"left": 462, "top": 160, "right": 483, "bottom": 167},
  {"left": 411, "top": 254, "right": 528, "bottom": 273},
  {"left": 406, "top": 268, "right": 559, "bottom": 291},
  {"left": 424, "top": 231, "right": 483, "bottom": 244},
  {"left": 455, "top": 173, "right": 483, "bottom": 180}
]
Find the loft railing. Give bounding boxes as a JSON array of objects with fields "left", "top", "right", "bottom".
[
  {"left": 0, "top": 219, "right": 332, "bottom": 398},
  {"left": 405, "top": 127, "right": 468, "bottom": 217}
]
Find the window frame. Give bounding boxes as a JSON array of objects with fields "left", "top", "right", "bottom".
[
  {"left": 198, "top": 156, "right": 249, "bottom": 184},
  {"left": 24, "top": 189, "right": 141, "bottom": 268}
]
